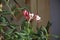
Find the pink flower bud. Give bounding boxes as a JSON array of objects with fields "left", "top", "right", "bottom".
[{"left": 23, "top": 10, "right": 29, "bottom": 20}]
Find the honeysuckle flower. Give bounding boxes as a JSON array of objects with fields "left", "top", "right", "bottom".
[
  {"left": 29, "top": 13, "right": 34, "bottom": 20},
  {"left": 28, "top": 13, "right": 34, "bottom": 23},
  {"left": 23, "top": 10, "right": 41, "bottom": 22},
  {"left": 23, "top": 10, "right": 34, "bottom": 21},
  {"left": 23, "top": 10, "right": 29, "bottom": 20},
  {"left": 35, "top": 15, "right": 41, "bottom": 21}
]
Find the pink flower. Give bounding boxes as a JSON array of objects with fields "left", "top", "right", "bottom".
[
  {"left": 23, "top": 10, "right": 41, "bottom": 22},
  {"left": 35, "top": 15, "right": 41, "bottom": 21},
  {"left": 23, "top": 10, "right": 29, "bottom": 20},
  {"left": 23, "top": 10, "right": 34, "bottom": 21}
]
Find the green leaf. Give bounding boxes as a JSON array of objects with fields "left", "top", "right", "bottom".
[
  {"left": 11, "top": 5, "right": 16, "bottom": 11},
  {"left": 46, "top": 21, "right": 51, "bottom": 33},
  {"left": 1, "top": 10, "right": 11, "bottom": 15},
  {"left": 0, "top": 15, "right": 8, "bottom": 23},
  {"left": 5, "top": 29, "right": 15, "bottom": 35}
]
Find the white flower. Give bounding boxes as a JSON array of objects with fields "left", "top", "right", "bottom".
[
  {"left": 28, "top": 13, "right": 34, "bottom": 23},
  {"left": 35, "top": 15, "right": 41, "bottom": 21},
  {"left": 29, "top": 13, "right": 34, "bottom": 19}
]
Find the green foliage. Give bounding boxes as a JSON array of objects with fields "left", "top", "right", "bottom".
[
  {"left": 0, "top": 14, "right": 51, "bottom": 40},
  {"left": 0, "top": 15, "right": 51, "bottom": 40},
  {"left": 0, "top": 0, "right": 59, "bottom": 40}
]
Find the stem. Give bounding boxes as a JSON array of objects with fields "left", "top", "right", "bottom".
[
  {"left": 27, "top": 21, "right": 30, "bottom": 34},
  {"left": 4, "top": 0, "right": 17, "bottom": 20},
  {"left": 42, "top": 26, "right": 48, "bottom": 40}
]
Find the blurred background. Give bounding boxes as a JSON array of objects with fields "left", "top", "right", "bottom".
[{"left": 1, "top": 0, "right": 60, "bottom": 40}]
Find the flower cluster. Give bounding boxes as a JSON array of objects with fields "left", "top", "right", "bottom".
[{"left": 23, "top": 10, "right": 41, "bottom": 22}]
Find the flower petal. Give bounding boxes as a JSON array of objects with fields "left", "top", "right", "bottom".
[
  {"left": 23, "top": 10, "right": 29, "bottom": 20},
  {"left": 23, "top": 10, "right": 29, "bottom": 16},
  {"left": 35, "top": 15, "right": 41, "bottom": 21},
  {"left": 29, "top": 13, "right": 34, "bottom": 19}
]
